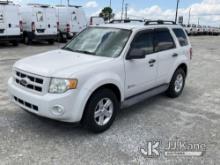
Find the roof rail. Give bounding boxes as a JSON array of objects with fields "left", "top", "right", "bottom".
[
  {"left": 55, "top": 5, "right": 82, "bottom": 8},
  {"left": 27, "top": 3, "right": 51, "bottom": 8},
  {"left": 68, "top": 5, "right": 82, "bottom": 8},
  {"left": 145, "top": 20, "right": 176, "bottom": 25},
  {"left": 110, "top": 19, "right": 144, "bottom": 24},
  {"left": 0, "top": 1, "right": 13, "bottom": 5}
]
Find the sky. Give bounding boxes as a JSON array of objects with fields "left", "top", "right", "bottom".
[{"left": 12, "top": 0, "right": 220, "bottom": 26}]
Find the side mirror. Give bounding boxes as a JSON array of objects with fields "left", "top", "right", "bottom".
[{"left": 126, "top": 48, "right": 146, "bottom": 60}]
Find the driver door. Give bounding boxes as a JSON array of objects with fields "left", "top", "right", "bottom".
[{"left": 124, "top": 29, "right": 158, "bottom": 98}]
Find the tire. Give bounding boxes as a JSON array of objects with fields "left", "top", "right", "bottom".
[
  {"left": 48, "top": 39, "right": 55, "bottom": 45},
  {"left": 82, "top": 88, "right": 119, "bottom": 133},
  {"left": 24, "top": 36, "right": 31, "bottom": 45},
  {"left": 58, "top": 33, "right": 67, "bottom": 43},
  {"left": 11, "top": 40, "right": 19, "bottom": 46},
  {"left": 166, "top": 68, "right": 186, "bottom": 98}
]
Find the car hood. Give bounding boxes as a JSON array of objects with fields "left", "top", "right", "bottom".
[{"left": 14, "top": 49, "right": 113, "bottom": 78}]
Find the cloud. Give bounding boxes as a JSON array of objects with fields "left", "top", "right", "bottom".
[
  {"left": 112, "top": 0, "right": 220, "bottom": 26},
  {"left": 84, "top": 1, "right": 98, "bottom": 8}
]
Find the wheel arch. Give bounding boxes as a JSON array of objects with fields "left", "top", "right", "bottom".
[
  {"left": 80, "top": 83, "right": 122, "bottom": 123},
  {"left": 176, "top": 63, "right": 188, "bottom": 76}
]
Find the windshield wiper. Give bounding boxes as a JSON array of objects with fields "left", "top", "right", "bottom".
[{"left": 73, "top": 50, "right": 96, "bottom": 55}]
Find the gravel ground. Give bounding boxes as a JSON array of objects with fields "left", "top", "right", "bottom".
[{"left": 0, "top": 37, "right": 220, "bottom": 165}]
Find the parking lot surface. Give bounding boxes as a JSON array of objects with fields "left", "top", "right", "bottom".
[{"left": 0, "top": 37, "right": 220, "bottom": 165}]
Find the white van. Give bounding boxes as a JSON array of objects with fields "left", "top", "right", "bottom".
[
  {"left": 56, "top": 5, "right": 87, "bottom": 41},
  {"left": 20, "top": 4, "right": 58, "bottom": 44},
  {"left": 185, "top": 24, "right": 197, "bottom": 35},
  {"left": 89, "top": 16, "right": 105, "bottom": 26},
  {"left": 0, "top": 1, "right": 21, "bottom": 46}
]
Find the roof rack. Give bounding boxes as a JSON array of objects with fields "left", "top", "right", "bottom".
[
  {"left": 0, "top": 1, "right": 13, "bottom": 5},
  {"left": 145, "top": 20, "right": 176, "bottom": 25},
  {"left": 28, "top": 3, "right": 51, "bottom": 8},
  {"left": 55, "top": 5, "right": 82, "bottom": 8},
  {"left": 110, "top": 19, "right": 144, "bottom": 24},
  {"left": 68, "top": 5, "right": 82, "bottom": 8}
]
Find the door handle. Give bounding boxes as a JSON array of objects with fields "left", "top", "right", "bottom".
[
  {"left": 149, "top": 59, "right": 156, "bottom": 64},
  {"left": 172, "top": 53, "right": 178, "bottom": 57}
]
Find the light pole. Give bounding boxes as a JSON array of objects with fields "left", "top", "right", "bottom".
[
  {"left": 110, "top": 0, "right": 112, "bottom": 7},
  {"left": 121, "top": 0, "right": 124, "bottom": 20},
  {"left": 188, "top": 8, "right": 191, "bottom": 25},
  {"left": 175, "top": 0, "right": 180, "bottom": 23},
  {"left": 125, "top": 3, "right": 128, "bottom": 19}
]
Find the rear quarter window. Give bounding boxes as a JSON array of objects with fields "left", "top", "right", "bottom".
[
  {"left": 154, "top": 28, "right": 176, "bottom": 52},
  {"left": 173, "top": 28, "right": 189, "bottom": 47}
]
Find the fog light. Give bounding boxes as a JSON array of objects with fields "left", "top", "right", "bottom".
[{"left": 51, "top": 105, "right": 65, "bottom": 116}]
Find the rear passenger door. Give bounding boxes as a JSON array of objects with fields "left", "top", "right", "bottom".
[{"left": 154, "top": 28, "right": 178, "bottom": 85}]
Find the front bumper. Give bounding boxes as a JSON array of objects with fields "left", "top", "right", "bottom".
[
  {"left": 34, "top": 34, "right": 57, "bottom": 40},
  {"left": 0, "top": 35, "right": 22, "bottom": 41},
  {"left": 8, "top": 77, "right": 80, "bottom": 122}
]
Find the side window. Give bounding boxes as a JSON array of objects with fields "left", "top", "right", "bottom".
[
  {"left": 173, "top": 28, "right": 189, "bottom": 46},
  {"left": 154, "top": 29, "right": 176, "bottom": 52},
  {"left": 131, "top": 31, "right": 154, "bottom": 55},
  {"left": 36, "top": 11, "right": 43, "bottom": 22}
]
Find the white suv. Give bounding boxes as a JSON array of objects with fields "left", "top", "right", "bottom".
[{"left": 8, "top": 20, "right": 192, "bottom": 133}]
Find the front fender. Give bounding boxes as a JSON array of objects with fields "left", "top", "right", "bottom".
[{"left": 70, "top": 72, "right": 124, "bottom": 122}]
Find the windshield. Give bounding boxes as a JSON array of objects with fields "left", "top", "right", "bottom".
[{"left": 63, "top": 27, "right": 131, "bottom": 58}]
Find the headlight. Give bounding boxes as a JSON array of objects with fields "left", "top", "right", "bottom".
[{"left": 49, "top": 78, "right": 78, "bottom": 93}]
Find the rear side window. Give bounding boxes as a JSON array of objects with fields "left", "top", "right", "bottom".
[
  {"left": 131, "top": 31, "right": 154, "bottom": 55},
  {"left": 154, "top": 28, "right": 176, "bottom": 52},
  {"left": 173, "top": 28, "right": 189, "bottom": 46}
]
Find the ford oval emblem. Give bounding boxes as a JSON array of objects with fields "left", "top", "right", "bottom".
[{"left": 20, "top": 77, "right": 30, "bottom": 86}]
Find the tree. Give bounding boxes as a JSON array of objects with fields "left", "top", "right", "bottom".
[{"left": 99, "top": 7, "right": 114, "bottom": 21}]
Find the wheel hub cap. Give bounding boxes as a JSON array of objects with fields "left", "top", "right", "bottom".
[
  {"left": 174, "top": 74, "right": 184, "bottom": 93},
  {"left": 94, "top": 98, "right": 113, "bottom": 126}
]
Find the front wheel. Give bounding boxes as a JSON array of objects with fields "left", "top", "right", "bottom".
[
  {"left": 166, "top": 68, "right": 186, "bottom": 98},
  {"left": 82, "top": 88, "right": 119, "bottom": 133}
]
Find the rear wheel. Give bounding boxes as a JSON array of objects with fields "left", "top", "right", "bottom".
[
  {"left": 24, "top": 36, "right": 32, "bottom": 45},
  {"left": 11, "top": 40, "right": 19, "bottom": 46},
  {"left": 82, "top": 88, "right": 119, "bottom": 133},
  {"left": 58, "top": 33, "right": 67, "bottom": 43},
  {"left": 48, "top": 39, "right": 55, "bottom": 45},
  {"left": 166, "top": 68, "right": 186, "bottom": 98}
]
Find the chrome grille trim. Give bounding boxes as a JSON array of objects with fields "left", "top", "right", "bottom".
[{"left": 13, "top": 69, "right": 49, "bottom": 94}]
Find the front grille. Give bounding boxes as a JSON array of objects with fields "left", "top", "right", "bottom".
[
  {"left": 14, "top": 70, "right": 44, "bottom": 93},
  {"left": 14, "top": 96, "right": 38, "bottom": 111},
  {"left": 0, "top": 29, "right": 4, "bottom": 33}
]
